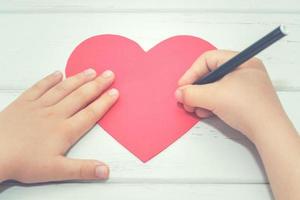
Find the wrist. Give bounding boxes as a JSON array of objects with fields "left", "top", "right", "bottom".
[
  {"left": 248, "top": 114, "right": 298, "bottom": 147},
  {"left": 243, "top": 101, "right": 296, "bottom": 143}
]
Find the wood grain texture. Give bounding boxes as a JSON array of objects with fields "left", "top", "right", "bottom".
[
  {"left": 0, "top": 183, "right": 274, "bottom": 200},
  {"left": 0, "top": 13, "right": 299, "bottom": 90},
  {"left": 0, "top": 1, "right": 299, "bottom": 199},
  {"left": 0, "top": 0, "right": 299, "bottom": 13}
]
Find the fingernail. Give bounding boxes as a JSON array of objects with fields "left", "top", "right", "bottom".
[
  {"left": 52, "top": 70, "right": 62, "bottom": 76},
  {"left": 175, "top": 89, "right": 183, "bottom": 102},
  {"left": 102, "top": 70, "right": 113, "bottom": 78},
  {"left": 108, "top": 88, "right": 119, "bottom": 96},
  {"left": 95, "top": 165, "right": 109, "bottom": 179},
  {"left": 83, "top": 68, "right": 96, "bottom": 77}
]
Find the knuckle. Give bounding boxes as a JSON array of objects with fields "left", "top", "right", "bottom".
[
  {"left": 41, "top": 107, "right": 56, "bottom": 118},
  {"left": 62, "top": 121, "right": 77, "bottom": 136},
  {"left": 181, "top": 88, "right": 190, "bottom": 104},
  {"left": 215, "top": 49, "right": 239, "bottom": 59},
  {"left": 88, "top": 82, "right": 100, "bottom": 94},
  {"left": 55, "top": 83, "right": 69, "bottom": 93},
  {"left": 77, "top": 83, "right": 99, "bottom": 98},
  {"left": 74, "top": 88, "right": 91, "bottom": 101},
  {"left": 204, "top": 49, "right": 217, "bottom": 56},
  {"left": 191, "top": 65, "right": 203, "bottom": 76},
  {"left": 39, "top": 96, "right": 53, "bottom": 106},
  {"left": 200, "top": 50, "right": 214, "bottom": 60},
  {"left": 225, "top": 50, "right": 239, "bottom": 55},
  {"left": 253, "top": 57, "right": 264, "bottom": 65},
  {"left": 73, "top": 73, "right": 86, "bottom": 83},
  {"left": 85, "top": 107, "right": 99, "bottom": 121},
  {"left": 203, "top": 49, "right": 229, "bottom": 59},
  {"left": 250, "top": 57, "right": 266, "bottom": 69},
  {"left": 32, "top": 82, "right": 45, "bottom": 91},
  {"left": 94, "top": 77, "right": 110, "bottom": 88}
]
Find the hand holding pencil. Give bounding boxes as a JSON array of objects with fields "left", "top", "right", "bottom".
[
  {"left": 175, "top": 49, "right": 286, "bottom": 140},
  {"left": 175, "top": 50, "right": 300, "bottom": 200},
  {"left": 175, "top": 25, "right": 290, "bottom": 139}
]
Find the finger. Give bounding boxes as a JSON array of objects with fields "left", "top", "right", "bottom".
[
  {"left": 47, "top": 157, "right": 109, "bottom": 181},
  {"left": 54, "top": 70, "right": 115, "bottom": 117},
  {"left": 64, "top": 88, "right": 119, "bottom": 146},
  {"left": 39, "top": 68, "right": 97, "bottom": 106},
  {"left": 175, "top": 84, "right": 218, "bottom": 110},
  {"left": 195, "top": 108, "right": 214, "bottom": 118},
  {"left": 19, "top": 71, "right": 63, "bottom": 101},
  {"left": 178, "top": 50, "right": 238, "bottom": 86},
  {"left": 183, "top": 105, "right": 195, "bottom": 113}
]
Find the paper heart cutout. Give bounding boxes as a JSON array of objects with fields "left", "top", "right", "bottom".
[{"left": 65, "top": 35, "right": 216, "bottom": 162}]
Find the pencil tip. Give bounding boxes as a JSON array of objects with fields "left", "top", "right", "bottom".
[{"left": 280, "top": 24, "right": 288, "bottom": 35}]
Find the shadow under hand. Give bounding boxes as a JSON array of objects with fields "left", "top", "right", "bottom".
[
  {"left": 200, "top": 117, "right": 274, "bottom": 199},
  {"left": 201, "top": 117, "right": 267, "bottom": 181},
  {"left": 0, "top": 179, "right": 108, "bottom": 194},
  {"left": 0, "top": 181, "right": 12, "bottom": 193}
]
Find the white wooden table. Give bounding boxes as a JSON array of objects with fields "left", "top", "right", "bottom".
[{"left": 0, "top": 1, "right": 299, "bottom": 199}]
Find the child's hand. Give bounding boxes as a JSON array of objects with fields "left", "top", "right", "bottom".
[
  {"left": 175, "top": 50, "right": 289, "bottom": 141},
  {"left": 0, "top": 69, "right": 118, "bottom": 183},
  {"left": 175, "top": 49, "right": 300, "bottom": 200}
]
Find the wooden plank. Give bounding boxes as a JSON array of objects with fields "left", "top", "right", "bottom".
[
  {"left": 0, "top": 13, "right": 299, "bottom": 90},
  {"left": 0, "top": 91, "right": 299, "bottom": 182},
  {"left": 0, "top": 0, "right": 299, "bottom": 13},
  {"left": 0, "top": 183, "right": 274, "bottom": 200}
]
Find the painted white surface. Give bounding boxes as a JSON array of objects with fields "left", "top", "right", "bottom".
[
  {"left": 0, "top": 13, "right": 299, "bottom": 90},
  {"left": 0, "top": 1, "right": 299, "bottom": 199},
  {"left": 0, "top": 0, "right": 299, "bottom": 12},
  {"left": 0, "top": 183, "right": 274, "bottom": 200}
]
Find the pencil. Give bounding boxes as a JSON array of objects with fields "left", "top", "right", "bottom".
[{"left": 193, "top": 25, "right": 288, "bottom": 85}]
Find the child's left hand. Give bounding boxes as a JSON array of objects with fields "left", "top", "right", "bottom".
[{"left": 0, "top": 69, "right": 119, "bottom": 183}]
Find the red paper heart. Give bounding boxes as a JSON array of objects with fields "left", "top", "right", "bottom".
[{"left": 66, "top": 35, "right": 216, "bottom": 162}]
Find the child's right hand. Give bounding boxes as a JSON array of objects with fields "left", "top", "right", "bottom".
[
  {"left": 175, "top": 49, "right": 300, "bottom": 200},
  {"left": 175, "top": 50, "right": 291, "bottom": 142}
]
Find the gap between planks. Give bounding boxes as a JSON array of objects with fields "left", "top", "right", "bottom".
[
  {"left": 1, "top": 9, "right": 300, "bottom": 14},
  {"left": 1, "top": 178, "right": 270, "bottom": 186}
]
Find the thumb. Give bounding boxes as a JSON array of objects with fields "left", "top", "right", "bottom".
[
  {"left": 52, "top": 157, "right": 109, "bottom": 181},
  {"left": 175, "top": 84, "right": 218, "bottom": 110}
]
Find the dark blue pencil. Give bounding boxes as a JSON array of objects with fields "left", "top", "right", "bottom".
[{"left": 193, "top": 25, "right": 288, "bottom": 85}]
